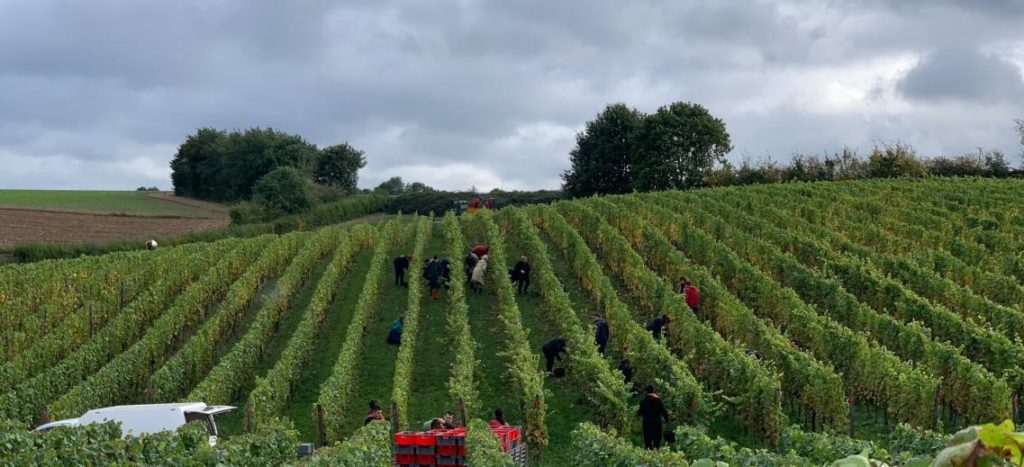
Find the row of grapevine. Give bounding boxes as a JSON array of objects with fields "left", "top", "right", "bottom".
[
  {"left": 462, "top": 212, "right": 548, "bottom": 449},
  {"left": 188, "top": 227, "right": 352, "bottom": 405},
  {"left": 317, "top": 219, "right": 400, "bottom": 442},
  {"left": 496, "top": 208, "right": 630, "bottom": 431},
  {"left": 568, "top": 422, "right": 694, "bottom": 466},
  {"left": 391, "top": 216, "right": 432, "bottom": 429},
  {"left": 1, "top": 248, "right": 163, "bottom": 358},
  {"left": 465, "top": 419, "right": 518, "bottom": 467},
  {"left": 249, "top": 224, "right": 375, "bottom": 423},
  {"left": 166, "top": 228, "right": 333, "bottom": 404},
  {"left": 714, "top": 189, "right": 1024, "bottom": 349},
  {"left": 661, "top": 193, "right": 1011, "bottom": 423},
  {"left": 150, "top": 230, "right": 312, "bottom": 402},
  {"left": 526, "top": 205, "right": 713, "bottom": 428},
  {"left": 300, "top": 420, "right": 392, "bottom": 466},
  {"left": 756, "top": 193, "right": 1024, "bottom": 385},
  {"left": 440, "top": 212, "right": 482, "bottom": 418},
  {"left": 817, "top": 182, "right": 1013, "bottom": 274},
  {"left": 553, "top": 202, "right": 788, "bottom": 445},
  {"left": 753, "top": 183, "right": 1024, "bottom": 309},
  {"left": 0, "top": 237, "right": 253, "bottom": 424},
  {"left": 0, "top": 240, "right": 231, "bottom": 393},
  {"left": 585, "top": 197, "right": 851, "bottom": 430},
  {"left": 47, "top": 233, "right": 297, "bottom": 418}
]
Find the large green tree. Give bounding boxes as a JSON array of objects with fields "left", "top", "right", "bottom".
[
  {"left": 561, "top": 103, "right": 644, "bottom": 197},
  {"left": 222, "top": 128, "right": 319, "bottom": 201},
  {"left": 314, "top": 143, "right": 366, "bottom": 193},
  {"left": 631, "top": 102, "right": 732, "bottom": 191},
  {"left": 252, "top": 166, "right": 316, "bottom": 215},
  {"left": 169, "top": 128, "right": 228, "bottom": 199}
]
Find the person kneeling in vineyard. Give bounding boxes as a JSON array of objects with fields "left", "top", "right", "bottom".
[
  {"left": 542, "top": 336, "right": 568, "bottom": 376},
  {"left": 386, "top": 315, "right": 404, "bottom": 345},
  {"left": 646, "top": 314, "right": 670, "bottom": 341}
]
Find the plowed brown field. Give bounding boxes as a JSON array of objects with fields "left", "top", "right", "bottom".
[{"left": 0, "top": 208, "right": 228, "bottom": 247}]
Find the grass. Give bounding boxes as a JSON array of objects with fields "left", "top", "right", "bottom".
[
  {"left": 407, "top": 223, "right": 459, "bottom": 428},
  {"left": 282, "top": 248, "right": 375, "bottom": 442},
  {"left": 334, "top": 235, "right": 411, "bottom": 438},
  {"left": 0, "top": 190, "right": 223, "bottom": 218},
  {"left": 215, "top": 251, "right": 336, "bottom": 437},
  {"left": 503, "top": 233, "right": 594, "bottom": 466}
]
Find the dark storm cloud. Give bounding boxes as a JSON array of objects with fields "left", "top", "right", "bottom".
[
  {"left": 897, "top": 46, "right": 1024, "bottom": 103},
  {"left": 0, "top": 0, "right": 1022, "bottom": 191}
]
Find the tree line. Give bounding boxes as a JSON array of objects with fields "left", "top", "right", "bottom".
[
  {"left": 562, "top": 103, "right": 1024, "bottom": 197},
  {"left": 170, "top": 127, "right": 366, "bottom": 221}
]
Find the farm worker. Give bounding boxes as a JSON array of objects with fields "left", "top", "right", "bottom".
[
  {"left": 489, "top": 408, "right": 510, "bottom": 428},
  {"left": 646, "top": 314, "right": 670, "bottom": 341},
  {"left": 464, "top": 252, "right": 479, "bottom": 282},
  {"left": 512, "top": 256, "right": 531, "bottom": 294},
  {"left": 425, "top": 256, "right": 443, "bottom": 300},
  {"left": 471, "top": 255, "right": 488, "bottom": 293},
  {"left": 393, "top": 255, "right": 411, "bottom": 286},
  {"left": 594, "top": 316, "right": 610, "bottom": 354},
  {"left": 618, "top": 358, "right": 634, "bottom": 388},
  {"left": 541, "top": 336, "right": 568, "bottom": 375},
  {"left": 386, "top": 315, "right": 404, "bottom": 345},
  {"left": 471, "top": 244, "right": 489, "bottom": 258},
  {"left": 422, "top": 412, "right": 456, "bottom": 430},
  {"left": 364, "top": 400, "right": 385, "bottom": 425},
  {"left": 439, "top": 257, "right": 451, "bottom": 287},
  {"left": 637, "top": 384, "right": 669, "bottom": 450},
  {"left": 683, "top": 280, "right": 700, "bottom": 314}
]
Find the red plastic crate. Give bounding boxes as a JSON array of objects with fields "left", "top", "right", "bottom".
[
  {"left": 415, "top": 453, "right": 435, "bottom": 464},
  {"left": 395, "top": 453, "right": 415, "bottom": 464},
  {"left": 395, "top": 431, "right": 418, "bottom": 446},
  {"left": 437, "top": 444, "right": 467, "bottom": 456}
]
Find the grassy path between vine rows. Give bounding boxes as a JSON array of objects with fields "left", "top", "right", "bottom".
[
  {"left": 336, "top": 237, "right": 411, "bottom": 437},
  {"left": 407, "top": 225, "right": 458, "bottom": 428},
  {"left": 504, "top": 233, "right": 592, "bottom": 466},
  {"left": 215, "top": 252, "right": 335, "bottom": 437},
  {"left": 463, "top": 262, "right": 521, "bottom": 424},
  {"left": 281, "top": 248, "right": 374, "bottom": 443}
]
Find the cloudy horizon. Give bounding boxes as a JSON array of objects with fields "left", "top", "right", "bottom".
[{"left": 1, "top": 0, "right": 1022, "bottom": 192}]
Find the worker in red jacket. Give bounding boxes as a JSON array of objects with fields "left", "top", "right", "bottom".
[{"left": 678, "top": 277, "right": 700, "bottom": 314}]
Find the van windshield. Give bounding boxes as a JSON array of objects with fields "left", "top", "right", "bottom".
[{"left": 184, "top": 412, "right": 217, "bottom": 436}]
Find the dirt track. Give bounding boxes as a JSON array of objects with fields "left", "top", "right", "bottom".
[{"left": 0, "top": 208, "right": 228, "bottom": 247}]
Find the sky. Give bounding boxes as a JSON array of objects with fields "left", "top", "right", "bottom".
[{"left": 1, "top": 0, "right": 1022, "bottom": 192}]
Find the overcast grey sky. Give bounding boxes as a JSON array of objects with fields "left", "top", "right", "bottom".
[{"left": 1, "top": 0, "right": 1022, "bottom": 191}]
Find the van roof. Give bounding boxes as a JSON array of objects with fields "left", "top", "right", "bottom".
[{"left": 86, "top": 402, "right": 207, "bottom": 413}]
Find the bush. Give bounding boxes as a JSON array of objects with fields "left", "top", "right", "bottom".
[
  {"left": 228, "top": 201, "right": 273, "bottom": 225},
  {"left": 252, "top": 167, "right": 316, "bottom": 216}
]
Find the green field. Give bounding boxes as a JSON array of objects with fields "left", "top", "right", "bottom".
[
  {"left": 0, "top": 190, "right": 225, "bottom": 218},
  {"left": 4, "top": 178, "right": 1024, "bottom": 465}
]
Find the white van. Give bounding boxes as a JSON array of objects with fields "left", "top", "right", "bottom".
[{"left": 35, "top": 402, "right": 235, "bottom": 447}]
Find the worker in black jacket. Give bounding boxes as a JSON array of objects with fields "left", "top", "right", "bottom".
[
  {"left": 512, "top": 256, "right": 530, "bottom": 294},
  {"left": 646, "top": 314, "right": 670, "bottom": 341},
  {"left": 541, "top": 336, "right": 567, "bottom": 375},
  {"left": 637, "top": 384, "right": 669, "bottom": 449},
  {"left": 393, "top": 255, "right": 410, "bottom": 286},
  {"left": 594, "top": 316, "right": 610, "bottom": 354}
]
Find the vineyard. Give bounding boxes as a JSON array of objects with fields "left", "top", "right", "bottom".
[{"left": 2, "top": 177, "right": 1023, "bottom": 465}]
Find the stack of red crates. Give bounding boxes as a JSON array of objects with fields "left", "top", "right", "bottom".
[
  {"left": 394, "top": 426, "right": 522, "bottom": 466},
  {"left": 394, "top": 428, "right": 466, "bottom": 466}
]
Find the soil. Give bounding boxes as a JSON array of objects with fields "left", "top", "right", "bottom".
[{"left": 0, "top": 208, "right": 229, "bottom": 248}]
